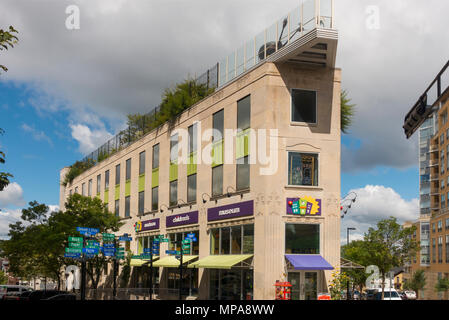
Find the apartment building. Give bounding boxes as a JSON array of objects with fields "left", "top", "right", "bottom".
[
  {"left": 403, "top": 60, "right": 449, "bottom": 300},
  {"left": 59, "top": 1, "right": 341, "bottom": 300}
]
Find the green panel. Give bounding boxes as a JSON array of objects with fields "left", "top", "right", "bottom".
[
  {"left": 211, "top": 140, "right": 223, "bottom": 168},
  {"left": 104, "top": 189, "right": 109, "bottom": 204},
  {"left": 125, "top": 180, "right": 131, "bottom": 197},
  {"left": 138, "top": 174, "right": 145, "bottom": 192},
  {"left": 96, "top": 193, "right": 100, "bottom": 199},
  {"left": 151, "top": 168, "right": 159, "bottom": 188},
  {"left": 138, "top": 238, "right": 143, "bottom": 254},
  {"left": 115, "top": 185, "right": 120, "bottom": 201},
  {"left": 169, "top": 161, "right": 178, "bottom": 182},
  {"left": 187, "top": 152, "right": 197, "bottom": 176},
  {"left": 236, "top": 128, "right": 251, "bottom": 159}
]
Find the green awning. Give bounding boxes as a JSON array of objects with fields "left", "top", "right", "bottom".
[
  {"left": 152, "top": 255, "right": 198, "bottom": 267},
  {"left": 188, "top": 254, "right": 253, "bottom": 269},
  {"left": 130, "top": 256, "right": 159, "bottom": 267}
]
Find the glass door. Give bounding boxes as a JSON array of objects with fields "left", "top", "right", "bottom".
[
  {"left": 304, "top": 272, "right": 318, "bottom": 300},
  {"left": 287, "top": 271, "right": 319, "bottom": 300},
  {"left": 287, "top": 273, "right": 301, "bottom": 300}
]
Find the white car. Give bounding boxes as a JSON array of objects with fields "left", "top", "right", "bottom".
[
  {"left": 0, "top": 285, "right": 33, "bottom": 299},
  {"left": 373, "top": 289, "right": 402, "bottom": 300},
  {"left": 404, "top": 291, "right": 417, "bottom": 300}
]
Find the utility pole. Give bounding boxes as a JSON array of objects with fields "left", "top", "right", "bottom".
[
  {"left": 179, "top": 240, "right": 183, "bottom": 300},
  {"left": 346, "top": 227, "right": 356, "bottom": 300},
  {"left": 113, "top": 236, "right": 117, "bottom": 300},
  {"left": 149, "top": 238, "right": 153, "bottom": 301},
  {"left": 80, "top": 236, "right": 86, "bottom": 301}
]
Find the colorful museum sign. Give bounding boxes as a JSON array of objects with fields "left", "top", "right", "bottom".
[
  {"left": 287, "top": 197, "right": 321, "bottom": 216},
  {"left": 207, "top": 200, "right": 254, "bottom": 222},
  {"left": 134, "top": 218, "right": 160, "bottom": 232},
  {"left": 166, "top": 211, "right": 199, "bottom": 228}
]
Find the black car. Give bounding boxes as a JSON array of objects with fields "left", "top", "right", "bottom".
[
  {"left": 27, "top": 290, "right": 68, "bottom": 300},
  {"left": 44, "top": 294, "right": 76, "bottom": 301}
]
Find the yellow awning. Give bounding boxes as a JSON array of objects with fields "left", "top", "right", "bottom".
[
  {"left": 152, "top": 255, "right": 198, "bottom": 268},
  {"left": 130, "top": 256, "right": 159, "bottom": 267},
  {"left": 188, "top": 254, "right": 253, "bottom": 269}
]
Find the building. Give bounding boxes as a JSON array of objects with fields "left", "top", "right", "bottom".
[
  {"left": 59, "top": 0, "right": 341, "bottom": 300},
  {"left": 403, "top": 60, "right": 449, "bottom": 300}
]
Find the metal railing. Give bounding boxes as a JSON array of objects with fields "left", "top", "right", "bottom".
[
  {"left": 78, "top": 288, "right": 198, "bottom": 300},
  {"left": 72, "top": 0, "right": 334, "bottom": 174}
]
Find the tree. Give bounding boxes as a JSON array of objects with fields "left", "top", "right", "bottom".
[
  {"left": 363, "top": 217, "right": 419, "bottom": 299},
  {"left": 0, "top": 26, "right": 19, "bottom": 73},
  {"left": 341, "top": 89, "right": 355, "bottom": 134},
  {"left": 0, "top": 128, "right": 13, "bottom": 193},
  {"left": 341, "top": 240, "right": 369, "bottom": 294},
  {"left": 435, "top": 278, "right": 449, "bottom": 300},
  {"left": 407, "top": 270, "right": 426, "bottom": 300}
]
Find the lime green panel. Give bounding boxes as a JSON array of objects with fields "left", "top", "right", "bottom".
[
  {"left": 211, "top": 140, "right": 223, "bottom": 168},
  {"left": 187, "top": 152, "right": 197, "bottom": 176},
  {"left": 188, "top": 254, "right": 253, "bottom": 269},
  {"left": 138, "top": 174, "right": 145, "bottom": 192},
  {"left": 104, "top": 189, "right": 109, "bottom": 204},
  {"left": 125, "top": 180, "right": 131, "bottom": 197},
  {"left": 151, "top": 168, "right": 159, "bottom": 188},
  {"left": 115, "top": 185, "right": 120, "bottom": 201},
  {"left": 236, "top": 128, "right": 251, "bottom": 159},
  {"left": 138, "top": 238, "right": 143, "bottom": 254},
  {"left": 169, "top": 161, "right": 178, "bottom": 182}
]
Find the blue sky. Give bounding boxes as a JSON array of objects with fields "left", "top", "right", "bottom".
[{"left": 1, "top": 0, "right": 448, "bottom": 241}]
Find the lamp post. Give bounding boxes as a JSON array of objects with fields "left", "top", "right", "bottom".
[{"left": 346, "top": 227, "right": 356, "bottom": 300}]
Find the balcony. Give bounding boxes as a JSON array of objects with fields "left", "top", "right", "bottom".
[{"left": 428, "top": 160, "right": 439, "bottom": 167}]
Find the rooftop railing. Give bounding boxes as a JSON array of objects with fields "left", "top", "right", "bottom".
[{"left": 77, "top": 0, "right": 334, "bottom": 171}]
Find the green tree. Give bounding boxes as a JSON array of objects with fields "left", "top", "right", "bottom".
[
  {"left": 407, "top": 270, "right": 426, "bottom": 299},
  {"left": 0, "top": 26, "right": 19, "bottom": 73},
  {"left": 341, "top": 240, "right": 369, "bottom": 294},
  {"left": 341, "top": 89, "right": 355, "bottom": 134},
  {"left": 435, "top": 278, "right": 449, "bottom": 300},
  {"left": 0, "top": 270, "right": 8, "bottom": 284},
  {"left": 0, "top": 128, "right": 13, "bottom": 193},
  {"left": 363, "top": 217, "right": 419, "bottom": 299}
]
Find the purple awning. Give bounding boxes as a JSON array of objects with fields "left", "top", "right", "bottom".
[{"left": 285, "top": 255, "right": 334, "bottom": 270}]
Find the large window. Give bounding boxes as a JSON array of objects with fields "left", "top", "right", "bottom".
[
  {"left": 170, "top": 134, "right": 178, "bottom": 163},
  {"left": 115, "top": 164, "right": 120, "bottom": 185},
  {"left": 168, "top": 231, "right": 199, "bottom": 255},
  {"left": 115, "top": 199, "right": 120, "bottom": 217},
  {"left": 187, "top": 174, "right": 197, "bottom": 203},
  {"left": 237, "top": 95, "right": 251, "bottom": 131},
  {"left": 288, "top": 152, "right": 318, "bottom": 186},
  {"left": 188, "top": 123, "right": 197, "bottom": 154},
  {"left": 126, "top": 158, "right": 131, "bottom": 181},
  {"left": 237, "top": 156, "right": 250, "bottom": 190},
  {"left": 170, "top": 180, "right": 178, "bottom": 207},
  {"left": 212, "top": 165, "right": 223, "bottom": 196},
  {"left": 96, "top": 174, "right": 101, "bottom": 194},
  {"left": 138, "top": 191, "right": 144, "bottom": 215},
  {"left": 125, "top": 196, "right": 130, "bottom": 217},
  {"left": 210, "top": 224, "right": 254, "bottom": 255},
  {"left": 291, "top": 89, "right": 317, "bottom": 123},
  {"left": 88, "top": 179, "right": 92, "bottom": 197},
  {"left": 213, "top": 110, "right": 224, "bottom": 142},
  {"left": 139, "top": 151, "right": 145, "bottom": 175},
  {"left": 285, "top": 224, "right": 320, "bottom": 254},
  {"left": 152, "top": 187, "right": 158, "bottom": 211},
  {"left": 152, "top": 144, "right": 159, "bottom": 169},
  {"left": 105, "top": 170, "right": 109, "bottom": 189}
]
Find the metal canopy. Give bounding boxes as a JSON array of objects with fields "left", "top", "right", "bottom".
[{"left": 340, "top": 258, "right": 365, "bottom": 270}]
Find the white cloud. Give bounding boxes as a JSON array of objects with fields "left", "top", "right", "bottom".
[
  {"left": 0, "top": 208, "right": 22, "bottom": 240},
  {"left": 0, "top": 182, "right": 26, "bottom": 208},
  {"left": 21, "top": 123, "right": 53, "bottom": 146},
  {"left": 70, "top": 123, "right": 113, "bottom": 155},
  {"left": 341, "top": 185, "right": 419, "bottom": 243}
]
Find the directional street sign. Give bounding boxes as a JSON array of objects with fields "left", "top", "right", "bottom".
[
  {"left": 182, "top": 250, "right": 190, "bottom": 254},
  {"left": 69, "top": 242, "right": 83, "bottom": 249},
  {"left": 82, "top": 248, "right": 99, "bottom": 255},
  {"left": 165, "top": 250, "right": 179, "bottom": 255},
  {"left": 65, "top": 248, "right": 82, "bottom": 254},
  {"left": 64, "top": 253, "right": 81, "bottom": 258},
  {"left": 103, "top": 243, "right": 115, "bottom": 248},
  {"left": 68, "top": 236, "right": 83, "bottom": 242},
  {"left": 119, "top": 236, "right": 132, "bottom": 242},
  {"left": 77, "top": 227, "right": 99, "bottom": 235},
  {"left": 186, "top": 233, "right": 195, "bottom": 239}
]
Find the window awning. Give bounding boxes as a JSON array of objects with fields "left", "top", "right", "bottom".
[
  {"left": 285, "top": 255, "right": 334, "bottom": 270},
  {"left": 130, "top": 256, "right": 159, "bottom": 267},
  {"left": 188, "top": 254, "right": 253, "bottom": 269},
  {"left": 152, "top": 255, "right": 198, "bottom": 268}
]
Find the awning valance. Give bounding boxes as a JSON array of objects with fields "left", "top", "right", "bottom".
[
  {"left": 188, "top": 254, "right": 253, "bottom": 269},
  {"left": 130, "top": 256, "right": 159, "bottom": 267},
  {"left": 285, "top": 255, "right": 333, "bottom": 270},
  {"left": 152, "top": 255, "right": 198, "bottom": 268}
]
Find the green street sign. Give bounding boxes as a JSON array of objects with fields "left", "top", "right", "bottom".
[
  {"left": 68, "top": 237, "right": 83, "bottom": 243},
  {"left": 182, "top": 245, "right": 190, "bottom": 250},
  {"left": 65, "top": 248, "right": 82, "bottom": 254},
  {"left": 182, "top": 250, "right": 190, "bottom": 254},
  {"left": 69, "top": 242, "right": 83, "bottom": 249},
  {"left": 161, "top": 239, "right": 169, "bottom": 242},
  {"left": 182, "top": 239, "right": 191, "bottom": 244}
]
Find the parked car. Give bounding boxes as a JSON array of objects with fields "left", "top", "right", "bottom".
[
  {"left": 364, "top": 289, "right": 377, "bottom": 300},
  {"left": 398, "top": 291, "right": 407, "bottom": 300},
  {"left": 27, "top": 290, "right": 68, "bottom": 300},
  {"left": 45, "top": 293, "right": 77, "bottom": 301},
  {"left": 2, "top": 291, "right": 23, "bottom": 301},
  {"left": 0, "top": 285, "right": 33, "bottom": 300},
  {"left": 373, "top": 289, "right": 402, "bottom": 300},
  {"left": 18, "top": 290, "right": 34, "bottom": 301},
  {"left": 404, "top": 290, "right": 417, "bottom": 300}
]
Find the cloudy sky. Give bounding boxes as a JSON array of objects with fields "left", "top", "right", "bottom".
[{"left": 0, "top": 0, "right": 448, "bottom": 241}]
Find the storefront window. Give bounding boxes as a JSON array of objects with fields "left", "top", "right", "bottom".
[
  {"left": 211, "top": 228, "right": 220, "bottom": 255},
  {"left": 285, "top": 224, "right": 320, "bottom": 254},
  {"left": 210, "top": 224, "right": 254, "bottom": 255},
  {"left": 288, "top": 152, "right": 318, "bottom": 186},
  {"left": 221, "top": 228, "right": 230, "bottom": 254},
  {"left": 243, "top": 224, "right": 254, "bottom": 254},
  {"left": 209, "top": 269, "right": 253, "bottom": 300},
  {"left": 231, "top": 226, "right": 242, "bottom": 254},
  {"left": 168, "top": 231, "right": 199, "bottom": 255}
]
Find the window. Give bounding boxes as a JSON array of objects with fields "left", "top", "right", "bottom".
[
  {"left": 212, "top": 165, "right": 223, "bottom": 196},
  {"left": 82, "top": 183, "right": 86, "bottom": 196},
  {"left": 75, "top": 186, "right": 78, "bottom": 194},
  {"left": 213, "top": 110, "right": 224, "bottom": 142},
  {"left": 236, "top": 156, "right": 250, "bottom": 190},
  {"left": 96, "top": 174, "right": 101, "bottom": 194},
  {"left": 115, "top": 199, "right": 120, "bottom": 217},
  {"left": 285, "top": 224, "right": 320, "bottom": 254},
  {"left": 139, "top": 151, "right": 145, "bottom": 175},
  {"left": 210, "top": 224, "right": 254, "bottom": 255},
  {"left": 138, "top": 191, "right": 144, "bottom": 215},
  {"left": 438, "top": 236, "right": 443, "bottom": 263},
  {"left": 446, "top": 235, "right": 449, "bottom": 263},
  {"left": 88, "top": 179, "right": 92, "bottom": 197},
  {"left": 152, "top": 187, "right": 158, "bottom": 211},
  {"left": 442, "top": 196, "right": 446, "bottom": 209},
  {"left": 168, "top": 231, "right": 199, "bottom": 255},
  {"left": 446, "top": 218, "right": 449, "bottom": 230},
  {"left": 105, "top": 170, "right": 109, "bottom": 189},
  {"left": 432, "top": 223, "right": 436, "bottom": 233},
  {"left": 438, "top": 220, "right": 443, "bottom": 232},
  {"left": 187, "top": 174, "right": 196, "bottom": 203},
  {"left": 432, "top": 238, "right": 436, "bottom": 263},
  {"left": 125, "top": 196, "right": 130, "bottom": 217},
  {"left": 291, "top": 89, "right": 317, "bottom": 123},
  {"left": 115, "top": 164, "right": 120, "bottom": 185},
  {"left": 126, "top": 158, "right": 131, "bottom": 181},
  {"left": 170, "top": 134, "right": 178, "bottom": 163},
  {"left": 170, "top": 180, "right": 178, "bottom": 207},
  {"left": 237, "top": 95, "right": 251, "bottom": 130},
  {"left": 188, "top": 123, "right": 197, "bottom": 154},
  {"left": 152, "top": 144, "right": 159, "bottom": 169},
  {"left": 288, "top": 152, "right": 318, "bottom": 186}
]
